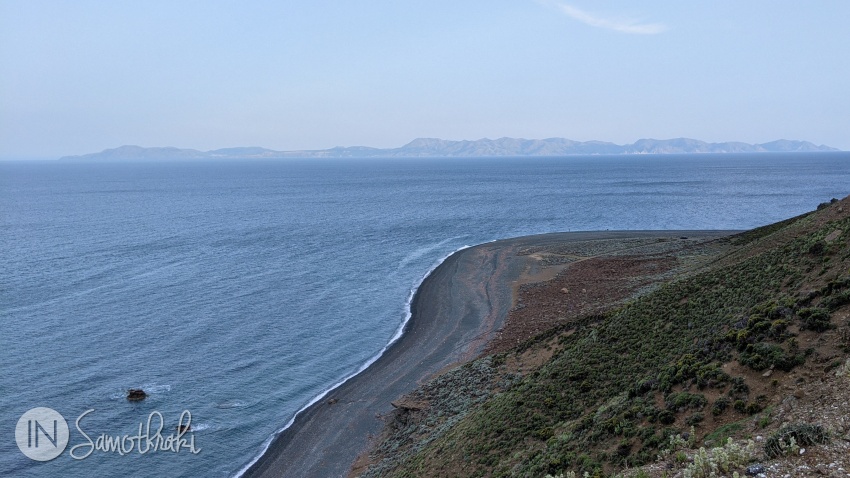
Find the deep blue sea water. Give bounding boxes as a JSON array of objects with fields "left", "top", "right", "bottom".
[{"left": 2, "top": 153, "right": 849, "bottom": 477}]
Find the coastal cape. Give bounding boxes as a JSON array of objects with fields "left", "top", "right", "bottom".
[{"left": 242, "top": 230, "right": 733, "bottom": 478}]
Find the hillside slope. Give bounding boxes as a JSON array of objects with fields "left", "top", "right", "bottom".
[{"left": 357, "top": 197, "right": 850, "bottom": 478}]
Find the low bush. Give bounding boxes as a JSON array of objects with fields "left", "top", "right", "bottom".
[
  {"left": 764, "top": 423, "right": 829, "bottom": 458},
  {"left": 683, "top": 438, "right": 757, "bottom": 478},
  {"left": 738, "top": 343, "right": 804, "bottom": 372},
  {"left": 798, "top": 307, "right": 833, "bottom": 332},
  {"left": 685, "top": 413, "right": 704, "bottom": 426},
  {"left": 711, "top": 397, "right": 730, "bottom": 416},
  {"left": 665, "top": 392, "right": 708, "bottom": 411}
]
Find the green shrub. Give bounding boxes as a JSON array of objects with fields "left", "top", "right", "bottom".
[
  {"left": 798, "top": 307, "right": 833, "bottom": 332},
  {"left": 658, "top": 410, "right": 676, "bottom": 425},
  {"left": 615, "top": 440, "right": 632, "bottom": 458},
  {"left": 768, "top": 319, "right": 790, "bottom": 338},
  {"left": 728, "top": 377, "right": 749, "bottom": 398},
  {"left": 821, "top": 290, "right": 850, "bottom": 311},
  {"left": 665, "top": 392, "right": 708, "bottom": 411},
  {"left": 683, "top": 438, "right": 756, "bottom": 478},
  {"left": 816, "top": 198, "right": 838, "bottom": 210},
  {"left": 733, "top": 400, "right": 747, "bottom": 414},
  {"left": 806, "top": 240, "right": 826, "bottom": 256},
  {"left": 739, "top": 343, "right": 804, "bottom": 372},
  {"left": 764, "top": 424, "right": 829, "bottom": 458},
  {"left": 686, "top": 413, "right": 705, "bottom": 426},
  {"left": 712, "top": 397, "right": 730, "bottom": 416}
]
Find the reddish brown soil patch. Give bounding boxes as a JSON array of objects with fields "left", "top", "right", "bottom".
[{"left": 485, "top": 255, "right": 677, "bottom": 354}]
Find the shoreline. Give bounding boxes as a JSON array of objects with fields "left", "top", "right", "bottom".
[
  {"left": 233, "top": 245, "right": 472, "bottom": 477},
  {"left": 241, "top": 230, "right": 735, "bottom": 478}
]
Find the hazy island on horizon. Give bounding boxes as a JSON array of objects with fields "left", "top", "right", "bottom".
[{"left": 58, "top": 137, "right": 840, "bottom": 161}]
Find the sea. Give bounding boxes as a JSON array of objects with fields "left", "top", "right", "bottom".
[{"left": 1, "top": 153, "right": 849, "bottom": 477}]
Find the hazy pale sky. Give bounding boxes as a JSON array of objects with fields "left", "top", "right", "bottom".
[{"left": 1, "top": 1, "right": 848, "bottom": 158}]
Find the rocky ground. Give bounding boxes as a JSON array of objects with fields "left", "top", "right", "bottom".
[{"left": 626, "top": 359, "right": 850, "bottom": 478}]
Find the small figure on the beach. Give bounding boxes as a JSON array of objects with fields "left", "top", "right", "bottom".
[{"left": 127, "top": 388, "right": 147, "bottom": 401}]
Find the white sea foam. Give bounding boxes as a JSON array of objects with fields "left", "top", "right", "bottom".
[
  {"left": 190, "top": 423, "right": 211, "bottom": 432},
  {"left": 396, "top": 235, "right": 466, "bottom": 270},
  {"left": 142, "top": 384, "right": 173, "bottom": 394}
]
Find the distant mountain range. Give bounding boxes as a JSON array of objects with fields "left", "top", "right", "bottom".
[{"left": 59, "top": 138, "right": 840, "bottom": 161}]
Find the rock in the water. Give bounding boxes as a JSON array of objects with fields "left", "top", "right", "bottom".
[
  {"left": 176, "top": 424, "right": 191, "bottom": 433},
  {"left": 127, "top": 389, "right": 147, "bottom": 401}
]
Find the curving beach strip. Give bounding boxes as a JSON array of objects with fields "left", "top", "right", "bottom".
[{"left": 242, "top": 230, "right": 732, "bottom": 478}]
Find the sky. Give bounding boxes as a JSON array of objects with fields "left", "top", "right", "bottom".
[{"left": 1, "top": 1, "right": 848, "bottom": 159}]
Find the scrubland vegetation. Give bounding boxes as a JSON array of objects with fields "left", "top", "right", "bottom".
[{"left": 360, "top": 198, "right": 850, "bottom": 478}]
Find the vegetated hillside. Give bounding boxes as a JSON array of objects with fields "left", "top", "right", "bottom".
[{"left": 358, "top": 197, "right": 850, "bottom": 478}]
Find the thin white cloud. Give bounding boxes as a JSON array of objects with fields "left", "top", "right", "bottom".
[{"left": 547, "top": 2, "right": 667, "bottom": 35}]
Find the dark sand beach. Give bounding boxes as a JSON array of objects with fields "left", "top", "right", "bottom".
[{"left": 243, "top": 230, "right": 734, "bottom": 478}]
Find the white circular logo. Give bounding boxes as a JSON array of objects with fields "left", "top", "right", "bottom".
[{"left": 15, "top": 407, "right": 69, "bottom": 461}]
